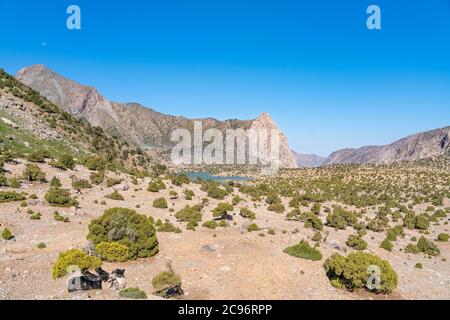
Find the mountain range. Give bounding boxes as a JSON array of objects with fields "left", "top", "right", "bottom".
[
  {"left": 16, "top": 65, "right": 297, "bottom": 168},
  {"left": 12, "top": 64, "right": 450, "bottom": 168}
]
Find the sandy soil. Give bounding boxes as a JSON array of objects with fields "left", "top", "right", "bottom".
[{"left": 0, "top": 161, "right": 449, "bottom": 300}]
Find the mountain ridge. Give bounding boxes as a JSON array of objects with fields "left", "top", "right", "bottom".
[{"left": 324, "top": 126, "right": 450, "bottom": 165}]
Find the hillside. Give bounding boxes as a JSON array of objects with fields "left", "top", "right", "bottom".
[
  {"left": 0, "top": 68, "right": 151, "bottom": 172},
  {"left": 324, "top": 126, "right": 450, "bottom": 165}
]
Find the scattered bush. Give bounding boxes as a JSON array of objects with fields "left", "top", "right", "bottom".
[
  {"left": 53, "top": 211, "right": 70, "bottom": 222},
  {"left": 304, "top": 212, "right": 324, "bottom": 231},
  {"left": 22, "top": 164, "right": 46, "bottom": 182},
  {"left": 36, "top": 242, "right": 47, "bottom": 249},
  {"left": 106, "top": 178, "right": 122, "bottom": 188},
  {"left": 380, "top": 238, "right": 393, "bottom": 252},
  {"left": 414, "top": 263, "right": 423, "bottom": 269},
  {"left": 175, "top": 205, "right": 202, "bottom": 222},
  {"left": 147, "top": 179, "right": 166, "bottom": 192},
  {"left": 153, "top": 197, "right": 168, "bottom": 209},
  {"left": 437, "top": 233, "right": 449, "bottom": 242},
  {"left": 71, "top": 178, "right": 92, "bottom": 192},
  {"left": 212, "top": 203, "right": 234, "bottom": 219},
  {"left": 50, "top": 177, "right": 62, "bottom": 187},
  {"left": 152, "top": 271, "right": 183, "bottom": 298},
  {"left": 405, "top": 243, "right": 420, "bottom": 254},
  {"left": 9, "top": 177, "right": 20, "bottom": 188},
  {"left": 105, "top": 190, "right": 125, "bottom": 201},
  {"left": 1, "top": 228, "right": 14, "bottom": 240},
  {"left": 267, "top": 203, "right": 285, "bottom": 213},
  {"left": 90, "top": 171, "right": 105, "bottom": 185},
  {"left": 52, "top": 154, "right": 75, "bottom": 170},
  {"left": 326, "top": 207, "right": 358, "bottom": 230},
  {"left": 202, "top": 220, "right": 218, "bottom": 229},
  {"left": 346, "top": 235, "right": 368, "bottom": 250},
  {"left": 0, "top": 191, "right": 27, "bottom": 203},
  {"left": 157, "top": 220, "right": 182, "bottom": 233},
  {"left": 183, "top": 189, "right": 194, "bottom": 200},
  {"left": 417, "top": 236, "right": 440, "bottom": 256},
  {"left": 87, "top": 207, "right": 159, "bottom": 260},
  {"left": 119, "top": 288, "right": 147, "bottom": 299},
  {"left": 82, "top": 156, "right": 105, "bottom": 171},
  {"left": 95, "top": 242, "right": 129, "bottom": 262},
  {"left": 247, "top": 223, "right": 260, "bottom": 232},
  {"left": 284, "top": 240, "right": 322, "bottom": 261},
  {"left": 45, "top": 188, "right": 79, "bottom": 207},
  {"left": 323, "top": 252, "right": 398, "bottom": 294},
  {"left": 240, "top": 207, "right": 256, "bottom": 220},
  {"left": 52, "top": 249, "right": 102, "bottom": 279}
]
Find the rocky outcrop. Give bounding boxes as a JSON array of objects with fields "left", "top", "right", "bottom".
[
  {"left": 16, "top": 65, "right": 298, "bottom": 168},
  {"left": 324, "top": 126, "right": 450, "bottom": 165}
]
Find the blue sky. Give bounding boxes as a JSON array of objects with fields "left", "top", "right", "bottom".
[{"left": 1, "top": 0, "right": 449, "bottom": 156}]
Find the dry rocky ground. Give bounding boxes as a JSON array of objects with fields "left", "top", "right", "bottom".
[{"left": 0, "top": 160, "right": 449, "bottom": 300}]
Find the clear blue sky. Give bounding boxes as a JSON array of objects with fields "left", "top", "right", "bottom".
[{"left": 1, "top": 0, "right": 449, "bottom": 156}]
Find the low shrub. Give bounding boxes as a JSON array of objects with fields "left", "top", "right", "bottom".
[
  {"left": 106, "top": 178, "right": 123, "bottom": 188},
  {"left": 153, "top": 197, "right": 168, "bottom": 209},
  {"left": 54, "top": 211, "right": 70, "bottom": 223},
  {"left": 247, "top": 223, "right": 260, "bottom": 232},
  {"left": 437, "top": 233, "right": 449, "bottom": 242},
  {"left": 152, "top": 271, "right": 183, "bottom": 298},
  {"left": 283, "top": 240, "right": 322, "bottom": 261},
  {"left": 36, "top": 242, "right": 47, "bottom": 249},
  {"left": 119, "top": 288, "right": 147, "bottom": 299},
  {"left": 50, "top": 177, "right": 62, "bottom": 187},
  {"left": 346, "top": 235, "right": 368, "bottom": 251},
  {"left": 1, "top": 228, "right": 14, "bottom": 240},
  {"left": 52, "top": 249, "right": 102, "bottom": 279},
  {"left": 0, "top": 191, "right": 27, "bottom": 203},
  {"left": 45, "top": 188, "right": 79, "bottom": 207},
  {"left": 323, "top": 252, "right": 398, "bottom": 294},
  {"left": 147, "top": 179, "right": 166, "bottom": 192},
  {"left": 90, "top": 171, "right": 105, "bottom": 185},
  {"left": 95, "top": 242, "right": 129, "bottom": 262},
  {"left": 380, "top": 238, "right": 393, "bottom": 252},
  {"left": 88, "top": 207, "right": 159, "bottom": 260},
  {"left": 414, "top": 263, "right": 423, "bottom": 269},
  {"left": 105, "top": 190, "right": 124, "bottom": 201},
  {"left": 202, "top": 220, "right": 218, "bottom": 229},
  {"left": 212, "top": 203, "right": 234, "bottom": 219},
  {"left": 267, "top": 203, "right": 285, "bottom": 213},
  {"left": 240, "top": 207, "right": 256, "bottom": 220},
  {"left": 157, "top": 220, "right": 182, "bottom": 233},
  {"left": 304, "top": 212, "right": 324, "bottom": 231},
  {"left": 326, "top": 207, "right": 358, "bottom": 230},
  {"left": 22, "top": 164, "right": 45, "bottom": 182},
  {"left": 52, "top": 154, "right": 75, "bottom": 170},
  {"left": 71, "top": 178, "right": 92, "bottom": 191},
  {"left": 183, "top": 189, "right": 194, "bottom": 200},
  {"left": 9, "top": 177, "right": 20, "bottom": 188},
  {"left": 405, "top": 243, "right": 420, "bottom": 254},
  {"left": 175, "top": 205, "right": 202, "bottom": 222},
  {"left": 417, "top": 236, "right": 440, "bottom": 256}
]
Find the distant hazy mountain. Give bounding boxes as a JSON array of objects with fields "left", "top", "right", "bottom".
[
  {"left": 16, "top": 65, "right": 298, "bottom": 168},
  {"left": 292, "top": 151, "right": 326, "bottom": 168},
  {"left": 324, "top": 126, "right": 450, "bottom": 165}
]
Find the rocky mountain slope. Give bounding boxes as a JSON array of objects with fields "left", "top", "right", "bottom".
[
  {"left": 0, "top": 68, "right": 150, "bottom": 170},
  {"left": 292, "top": 151, "right": 326, "bottom": 168},
  {"left": 16, "top": 65, "right": 297, "bottom": 168},
  {"left": 324, "top": 126, "right": 450, "bottom": 165}
]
